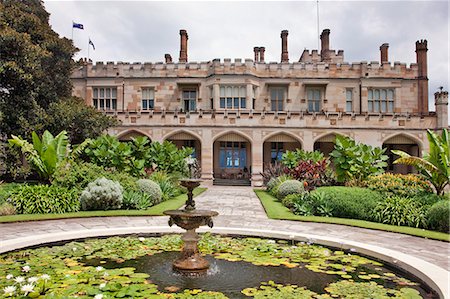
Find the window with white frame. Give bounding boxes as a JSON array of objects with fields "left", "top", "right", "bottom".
[
  {"left": 346, "top": 89, "right": 353, "bottom": 112},
  {"left": 93, "top": 87, "right": 117, "bottom": 110},
  {"left": 219, "top": 86, "right": 246, "bottom": 109},
  {"left": 141, "top": 88, "right": 154, "bottom": 110},
  {"left": 270, "top": 87, "right": 286, "bottom": 111},
  {"left": 307, "top": 87, "right": 323, "bottom": 112},
  {"left": 368, "top": 88, "right": 394, "bottom": 113}
]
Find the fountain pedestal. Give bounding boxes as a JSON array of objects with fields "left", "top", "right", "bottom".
[{"left": 164, "top": 179, "right": 218, "bottom": 274}]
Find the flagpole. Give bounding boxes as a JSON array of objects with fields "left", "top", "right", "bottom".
[
  {"left": 71, "top": 20, "right": 74, "bottom": 40},
  {"left": 88, "top": 37, "right": 90, "bottom": 61},
  {"left": 317, "top": 0, "right": 320, "bottom": 50}
]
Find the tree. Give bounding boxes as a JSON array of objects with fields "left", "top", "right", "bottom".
[{"left": 393, "top": 129, "right": 450, "bottom": 195}]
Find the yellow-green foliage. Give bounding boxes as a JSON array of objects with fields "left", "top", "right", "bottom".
[{"left": 367, "top": 173, "right": 432, "bottom": 198}]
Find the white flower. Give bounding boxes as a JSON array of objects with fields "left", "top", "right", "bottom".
[
  {"left": 94, "top": 294, "right": 104, "bottom": 299},
  {"left": 103, "top": 272, "right": 109, "bottom": 277},
  {"left": 3, "top": 286, "right": 16, "bottom": 296},
  {"left": 22, "top": 265, "right": 31, "bottom": 272},
  {"left": 267, "top": 240, "right": 276, "bottom": 244},
  {"left": 72, "top": 247, "right": 77, "bottom": 252},
  {"left": 6, "top": 274, "right": 13, "bottom": 280},
  {"left": 95, "top": 266, "right": 104, "bottom": 272},
  {"left": 20, "top": 284, "right": 34, "bottom": 295},
  {"left": 138, "top": 237, "right": 145, "bottom": 242},
  {"left": 14, "top": 276, "right": 25, "bottom": 284},
  {"left": 27, "top": 277, "right": 38, "bottom": 283},
  {"left": 99, "top": 283, "right": 106, "bottom": 289},
  {"left": 40, "top": 274, "right": 50, "bottom": 280}
]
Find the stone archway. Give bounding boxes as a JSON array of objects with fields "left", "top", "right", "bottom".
[
  {"left": 117, "top": 129, "right": 151, "bottom": 142},
  {"left": 313, "top": 133, "right": 342, "bottom": 157},
  {"left": 263, "top": 133, "right": 302, "bottom": 170},
  {"left": 165, "top": 131, "right": 202, "bottom": 163},
  {"left": 383, "top": 134, "right": 421, "bottom": 174}
]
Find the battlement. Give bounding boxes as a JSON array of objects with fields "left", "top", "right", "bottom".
[{"left": 299, "top": 49, "right": 344, "bottom": 64}]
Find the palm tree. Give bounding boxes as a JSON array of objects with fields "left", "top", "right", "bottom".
[{"left": 392, "top": 129, "right": 449, "bottom": 195}]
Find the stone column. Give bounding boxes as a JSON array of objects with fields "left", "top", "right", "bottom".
[
  {"left": 179, "top": 29, "right": 188, "bottom": 63},
  {"left": 251, "top": 134, "right": 264, "bottom": 187},
  {"left": 213, "top": 83, "right": 220, "bottom": 110},
  {"left": 435, "top": 90, "right": 448, "bottom": 129},
  {"left": 200, "top": 129, "right": 214, "bottom": 184},
  {"left": 281, "top": 30, "right": 289, "bottom": 63},
  {"left": 416, "top": 39, "right": 428, "bottom": 114},
  {"left": 246, "top": 84, "right": 253, "bottom": 109}
]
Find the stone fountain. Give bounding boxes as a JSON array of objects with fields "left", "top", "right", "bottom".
[{"left": 164, "top": 157, "right": 218, "bottom": 275}]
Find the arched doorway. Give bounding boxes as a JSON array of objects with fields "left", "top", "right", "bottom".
[
  {"left": 313, "top": 133, "right": 341, "bottom": 157},
  {"left": 383, "top": 134, "right": 420, "bottom": 174},
  {"left": 117, "top": 130, "right": 151, "bottom": 142},
  {"left": 213, "top": 132, "right": 252, "bottom": 183},
  {"left": 263, "top": 133, "right": 302, "bottom": 170},
  {"left": 165, "top": 131, "right": 202, "bottom": 163}
]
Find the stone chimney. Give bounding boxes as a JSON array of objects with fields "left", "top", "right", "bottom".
[
  {"left": 416, "top": 39, "right": 428, "bottom": 114},
  {"left": 254, "top": 47, "right": 260, "bottom": 62},
  {"left": 281, "top": 30, "right": 289, "bottom": 62},
  {"left": 320, "top": 29, "right": 331, "bottom": 62},
  {"left": 259, "top": 47, "right": 265, "bottom": 62},
  {"left": 435, "top": 89, "right": 448, "bottom": 129},
  {"left": 380, "top": 43, "right": 389, "bottom": 64},
  {"left": 179, "top": 29, "right": 188, "bottom": 63},
  {"left": 165, "top": 54, "right": 172, "bottom": 63}
]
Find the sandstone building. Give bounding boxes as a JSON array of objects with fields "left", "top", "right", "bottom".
[{"left": 71, "top": 29, "right": 449, "bottom": 186}]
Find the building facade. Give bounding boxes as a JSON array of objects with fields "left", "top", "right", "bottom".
[{"left": 71, "top": 29, "right": 449, "bottom": 186}]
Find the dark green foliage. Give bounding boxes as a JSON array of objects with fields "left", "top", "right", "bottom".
[
  {"left": 312, "top": 187, "right": 384, "bottom": 221},
  {"left": 291, "top": 192, "right": 333, "bottom": 217},
  {"left": 330, "top": 136, "right": 388, "bottom": 184},
  {"left": 281, "top": 149, "right": 325, "bottom": 169},
  {"left": 8, "top": 184, "right": 80, "bottom": 214},
  {"left": 147, "top": 140, "right": 193, "bottom": 175},
  {"left": 427, "top": 200, "right": 450, "bottom": 232},
  {"left": 80, "top": 177, "right": 123, "bottom": 211},
  {"left": 122, "top": 190, "right": 154, "bottom": 210},
  {"left": 47, "top": 97, "right": 117, "bottom": 144},
  {"left": 149, "top": 171, "right": 183, "bottom": 201},
  {"left": 52, "top": 161, "right": 138, "bottom": 192},
  {"left": 373, "top": 196, "right": 427, "bottom": 228},
  {"left": 277, "top": 179, "right": 305, "bottom": 200}
]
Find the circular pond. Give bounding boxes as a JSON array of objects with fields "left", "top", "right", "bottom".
[{"left": 0, "top": 234, "right": 437, "bottom": 298}]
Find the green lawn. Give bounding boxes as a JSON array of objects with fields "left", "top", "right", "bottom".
[
  {"left": 0, "top": 188, "right": 206, "bottom": 223},
  {"left": 255, "top": 189, "right": 450, "bottom": 242}
]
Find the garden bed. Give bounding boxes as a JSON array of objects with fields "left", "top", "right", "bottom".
[
  {"left": 0, "top": 188, "right": 206, "bottom": 223},
  {"left": 255, "top": 190, "right": 450, "bottom": 242}
]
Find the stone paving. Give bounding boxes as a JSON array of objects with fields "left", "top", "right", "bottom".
[{"left": 1, "top": 186, "right": 449, "bottom": 271}]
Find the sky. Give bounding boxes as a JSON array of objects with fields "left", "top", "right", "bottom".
[{"left": 44, "top": 0, "right": 449, "bottom": 111}]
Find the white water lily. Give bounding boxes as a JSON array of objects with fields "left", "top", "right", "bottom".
[
  {"left": 3, "top": 286, "right": 16, "bottom": 296},
  {"left": 95, "top": 266, "right": 104, "bottom": 272},
  {"left": 22, "top": 265, "right": 31, "bottom": 272},
  {"left": 99, "top": 283, "right": 106, "bottom": 289},
  {"left": 6, "top": 274, "right": 13, "bottom": 280},
  {"left": 40, "top": 274, "right": 50, "bottom": 280},
  {"left": 138, "top": 237, "right": 145, "bottom": 242},
  {"left": 14, "top": 276, "right": 25, "bottom": 284},
  {"left": 27, "top": 277, "right": 38, "bottom": 283},
  {"left": 267, "top": 240, "right": 276, "bottom": 244},
  {"left": 94, "top": 294, "right": 104, "bottom": 299},
  {"left": 20, "top": 284, "right": 34, "bottom": 295},
  {"left": 103, "top": 272, "right": 109, "bottom": 277}
]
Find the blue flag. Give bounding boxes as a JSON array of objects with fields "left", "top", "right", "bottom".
[
  {"left": 89, "top": 38, "right": 95, "bottom": 50},
  {"left": 73, "top": 22, "right": 84, "bottom": 30}
]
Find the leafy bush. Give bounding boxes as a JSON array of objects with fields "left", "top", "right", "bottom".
[
  {"left": 292, "top": 192, "right": 333, "bottom": 217},
  {"left": 53, "top": 161, "right": 138, "bottom": 192},
  {"left": 367, "top": 173, "right": 433, "bottom": 198},
  {"left": 373, "top": 196, "right": 427, "bottom": 228},
  {"left": 281, "top": 149, "right": 325, "bottom": 169},
  {"left": 122, "top": 190, "right": 154, "bottom": 210},
  {"left": 281, "top": 193, "right": 301, "bottom": 209},
  {"left": 0, "top": 202, "right": 16, "bottom": 215},
  {"left": 150, "top": 171, "right": 183, "bottom": 201},
  {"left": 427, "top": 200, "right": 450, "bottom": 232},
  {"left": 312, "top": 187, "right": 384, "bottom": 221},
  {"left": 286, "top": 159, "right": 335, "bottom": 191},
  {"left": 147, "top": 141, "right": 193, "bottom": 175},
  {"left": 9, "top": 185, "right": 80, "bottom": 214},
  {"left": 80, "top": 178, "right": 123, "bottom": 211},
  {"left": 137, "top": 179, "right": 163, "bottom": 204},
  {"left": 277, "top": 179, "right": 305, "bottom": 200},
  {"left": 268, "top": 174, "right": 292, "bottom": 196},
  {"left": 261, "top": 161, "right": 288, "bottom": 185},
  {"left": 330, "top": 136, "right": 388, "bottom": 185}
]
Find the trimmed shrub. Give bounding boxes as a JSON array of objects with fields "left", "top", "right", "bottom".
[
  {"left": 137, "top": 179, "right": 163, "bottom": 204},
  {"left": 277, "top": 180, "right": 305, "bottom": 200},
  {"left": 0, "top": 202, "right": 16, "bottom": 215},
  {"left": 427, "top": 200, "right": 450, "bottom": 232},
  {"left": 282, "top": 193, "right": 302, "bottom": 209},
  {"left": 9, "top": 185, "right": 80, "bottom": 214},
  {"left": 312, "top": 187, "right": 384, "bottom": 221},
  {"left": 367, "top": 173, "right": 433, "bottom": 198},
  {"left": 269, "top": 175, "right": 292, "bottom": 197},
  {"left": 373, "top": 196, "right": 427, "bottom": 228},
  {"left": 80, "top": 178, "right": 123, "bottom": 211},
  {"left": 53, "top": 162, "right": 138, "bottom": 192},
  {"left": 122, "top": 190, "right": 153, "bottom": 210}
]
